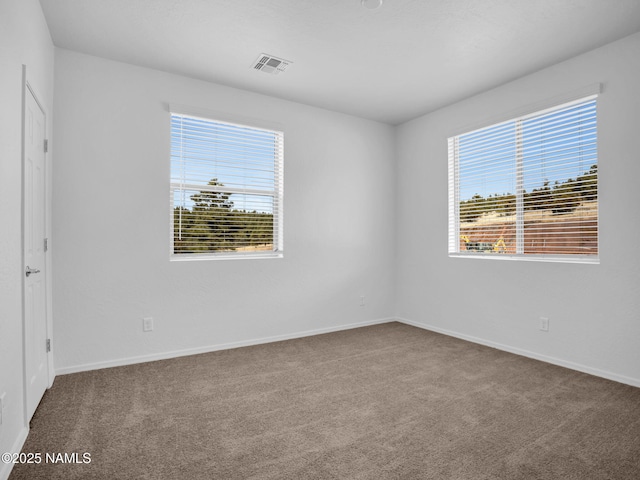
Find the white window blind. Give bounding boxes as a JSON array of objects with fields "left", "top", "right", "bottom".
[
  {"left": 170, "top": 113, "right": 284, "bottom": 259},
  {"left": 448, "top": 96, "right": 598, "bottom": 262}
]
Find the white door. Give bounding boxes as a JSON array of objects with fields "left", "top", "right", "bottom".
[{"left": 23, "top": 82, "right": 49, "bottom": 421}]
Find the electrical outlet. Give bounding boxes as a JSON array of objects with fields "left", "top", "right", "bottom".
[
  {"left": 143, "top": 317, "right": 154, "bottom": 332},
  {"left": 539, "top": 317, "right": 549, "bottom": 332},
  {"left": 360, "top": 295, "right": 365, "bottom": 307}
]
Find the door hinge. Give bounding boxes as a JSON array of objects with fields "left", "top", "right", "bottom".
[
  {"left": 44, "top": 238, "right": 48, "bottom": 252},
  {"left": 46, "top": 339, "right": 51, "bottom": 352},
  {"left": 44, "top": 139, "right": 49, "bottom": 153}
]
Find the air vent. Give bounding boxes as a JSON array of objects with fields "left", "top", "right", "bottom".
[{"left": 252, "top": 54, "right": 292, "bottom": 75}]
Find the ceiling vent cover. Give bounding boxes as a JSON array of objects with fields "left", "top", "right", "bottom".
[{"left": 252, "top": 54, "right": 292, "bottom": 75}]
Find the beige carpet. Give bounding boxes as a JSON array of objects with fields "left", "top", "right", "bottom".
[{"left": 10, "top": 322, "right": 640, "bottom": 479}]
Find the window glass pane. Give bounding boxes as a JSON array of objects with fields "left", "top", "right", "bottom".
[
  {"left": 171, "top": 116, "right": 278, "bottom": 192},
  {"left": 521, "top": 101, "right": 597, "bottom": 255},
  {"left": 457, "top": 122, "right": 516, "bottom": 254}
]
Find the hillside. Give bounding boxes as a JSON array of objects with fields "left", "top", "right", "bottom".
[{"left": 460, "top": 201, "right": 598, "bottom": 255}]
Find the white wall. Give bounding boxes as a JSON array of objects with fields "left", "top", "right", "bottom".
[
  {"left": 0, "top": 0, "right": 54, "bottom": 477},
  {"left": 396, "top": 32, "right": 640, "bottom": 386},
  {"left": 52, "top": 49, "right": 396, "bottom": 373}
]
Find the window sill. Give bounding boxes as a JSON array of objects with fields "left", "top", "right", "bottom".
[
  {"left": 448, "top": 253, "right": 599, "bottom": 265},
  {"left": 171, "top": 252, "right": 283, "bottom": 262}
]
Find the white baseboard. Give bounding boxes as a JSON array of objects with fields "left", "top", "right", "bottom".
[
  {"left": 397, "top": 317, "right": 640, "bottom": 388},
  {"left": 0, "top": 426, "right": 29, "bottom": 480},
  {"left": 56, "top": 317, "right": 395, "bottom": 375},
  {"left": 56, "top": 316, "right": 640, "bottom": 388}
]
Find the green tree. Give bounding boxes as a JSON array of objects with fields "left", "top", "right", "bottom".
[
  {"left": 577, "top": 164, "right": 598, "bottom": 202},
  {"left": 525, "top": 181, "right": 552, "bottom": 211},
  {"left": 173, "top": 178, "right": 275, "bottom": 253},
  {"left": 174, "top": 179, "right": 235, "bottom": 253},
  {"left": 190, "top": 179, "right": 233, "bottom": 210}
]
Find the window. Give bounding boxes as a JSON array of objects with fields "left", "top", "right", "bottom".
[
  {"left": 448, "top": 95, "right": 598, "bottom": 263},
  {"left": 170, "top": 111, "right": 284, "bottom": 259}
]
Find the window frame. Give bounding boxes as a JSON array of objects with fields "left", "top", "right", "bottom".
[
  {"left": 169, "top": 107, "right": 284, "bottom": 261},
  {"left": 448, "top": 90, "right": 600, "bottom": 264}
]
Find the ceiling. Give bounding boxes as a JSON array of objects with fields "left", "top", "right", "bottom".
[{"left": 39, "top": 0, "right": 640, "bottom": 125}]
